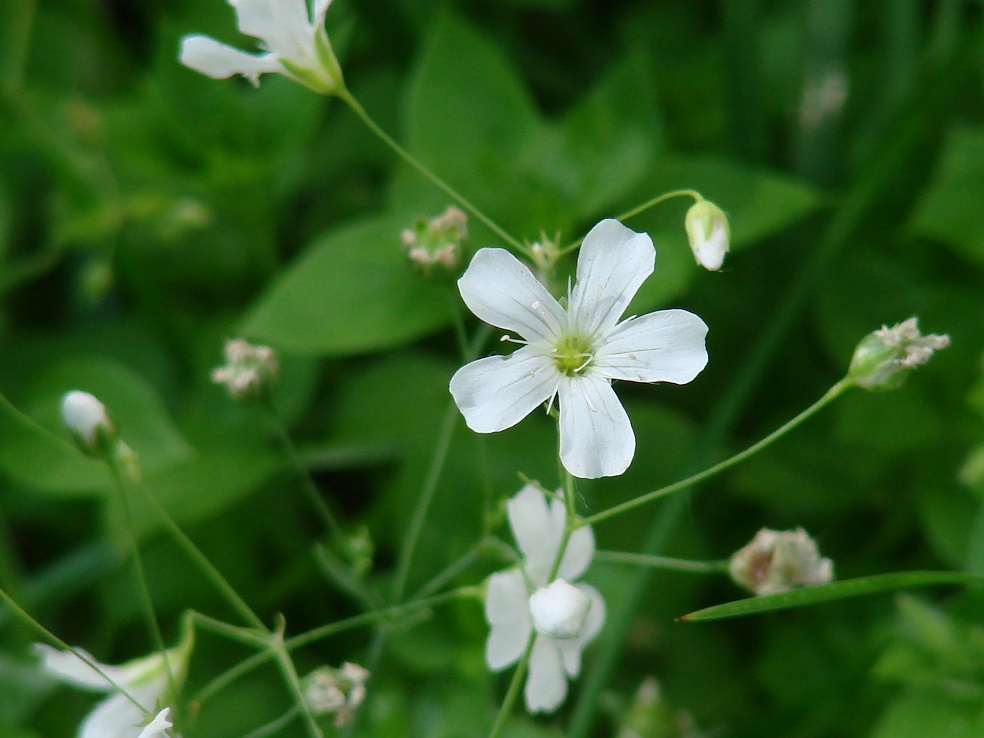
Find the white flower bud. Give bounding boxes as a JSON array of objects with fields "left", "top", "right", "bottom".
[
  {"left": 848, "top": 317, "right": 950, "bottom": 391},
  {"left": 684, "top": 200, "right": 730, "bottom": 271},
  {"left": 729, "top": 527, "right": 834, "bottom": 596},
  {"left": 528, "top": 579, "right": 592, "bottom": 640},
  {"left": 302, "top": 662, "right": 370, "bottom": 728},
  {"left": 402, "top": 207, "right": 467, "bottom": 275},
  {"left": 61, "top": 391, "right": 117, "bottom": 455}
]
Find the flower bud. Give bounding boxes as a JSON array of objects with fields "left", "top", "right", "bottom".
[
  {"left": 211, "top": 338, "right": 280, "bottom": 402},
  {"left": 729, "top": 527, "right": 833, "bottom": 596},
  {"left": 402, "top": 207, "right": 467, "bottom": 275},
  {"left": 848, "top": 317, "right": 950, "bottom": 391},
  {"left": 528, "top": 579, "right": 592, "bottom": 640},
  {"left": 61, "top": 391, "right": 117, "bottom": 457},
  {"left": 684, "top": 199, "right": 730, "bottom": 271},
  {"left": 302, "top": 663, "right": 370, "bottom": 728}
]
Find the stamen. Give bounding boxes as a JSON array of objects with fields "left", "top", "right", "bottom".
[{"left": 500, "top": 334, "right": 528, "bottom": 345}]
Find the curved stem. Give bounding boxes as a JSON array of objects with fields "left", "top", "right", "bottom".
[
  {"left": 581, "top": 378, "right": 853, "bottom": 527},
  {"left": 337, "top": 87, "right": 527, "bottom": 255}
]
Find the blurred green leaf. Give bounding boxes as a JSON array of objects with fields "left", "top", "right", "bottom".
[
  {"left": 680, "top": 572, "right": 978, "bottom": 621},
  {"left": 240, "top": 214, "right": 456, "bottom": 355},
  {"left": 869, "top": 689, "right": 984, "bottom": 738}
]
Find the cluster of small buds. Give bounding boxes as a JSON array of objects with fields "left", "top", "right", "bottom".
[
  {"left": 529, "top": 234, "right": 562, "bottom": 272},
  {"left": 211, "top": 338, "right": 280, "bottom": 402},
  {"left": 684, "top": 198, "right": 730, "bottom": 271},
  {"left": 729, "top": 527, "right": 834, "bottom": 596},
  {"left": 401, "top": 206, "right": 467, "bottom": 274},
  {"left": 60, "top": 391, "right": 141, "bottom": 479},
  {"left": 302, "top": 663, "right": 370, "bottom": 727},
  {"left": 848, "top": 317, "right": 950, "bottom": 391}
]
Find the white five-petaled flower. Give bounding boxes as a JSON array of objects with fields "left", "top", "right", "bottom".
[
  {"left": 179, "top": 0, "right": 343, "bottom": 94},
  {"left": 34, "top": 629, "right": 193, "bottom": 738},
  {"left": 450, "top": 218, "right": 709, "bottom": 479},
  {"left": 484, "top": 485, "right": 605, "bottom": 714}
]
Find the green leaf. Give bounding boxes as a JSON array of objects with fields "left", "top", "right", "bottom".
[
  {"left": 679, "top": 571, "right": 980, "bottom": 622},
  {"left": 910, "top": 125, "right": 984, "bottom": 264},
  {"left": 240, "top": 214, "right": 455, "bottom": 355}
]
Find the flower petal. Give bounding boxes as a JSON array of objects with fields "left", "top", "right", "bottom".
[
  {"left": 557, "top": 522, "right": 595, "bottom": 582},
  {"left": 559, "top": 584, "right": 606, "bottom": 678},
  {"left": 484, "top": 571, "right": 531, "bottom": 671},
  {"left": 506, "top": 486, "right": 563, "bottom": 586},
  {"left": 179, "top": 35, "right": 282, "bottom": 83},
  {"left": 231, "top": 0, "right": 312, "bottom": 55},
  {"left": 450, "top": 347, "right": 557, "bottom": 434},
  {"left": 569, "top": 219, "right": 654, "bottom": 338},
  {"left": 136, "top": 708, "right": 173, "bottom": 738},
  {"left": 558, "top": 375, "right": 635, "bottom": 479},
  {"left": 312, "top": 0, "right": 334, "bottom": 25},
  {"left": 79, "top": 681, "right": 163, "bottom": 738},
  {"left": 594, "top": 309, "right": 709, "bottom": 384},
  {"left": 524, "top": 636, "right": 568, "bottom": 714},
  {"left": 457, "top": 248, "right": 566, "bottom": 344}
]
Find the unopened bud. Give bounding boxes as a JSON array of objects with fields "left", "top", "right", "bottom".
[
  {"left": 211, "top": 338, "right": 280, "bottom": 402},
  {"left": 61, "top": 391, "right": 117, "bottom": 457},
  {"left": 529, "top": 234, "right": 561, "bottom": 272},
  {"left": 302, "top": 663, "right": 370, "bottom": 728},
  {"left": 729, "top": 527, "right": 833, "bottom": 596},
  {"left": 402, "top": 207, "right": 467, "bottom": 275},
  {"left": 848, "top": 317, "right": 950, "bottom": 391},
  {"left": 528, "top": 579, "right": 592, "bottom": 640},
  {"left": 684, "top": 199, "right": 730, "bottom": 271}
]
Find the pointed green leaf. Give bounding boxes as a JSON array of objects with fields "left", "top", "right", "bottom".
[{"left": 679, "top": 571, "right": 979, "bottom": 622}]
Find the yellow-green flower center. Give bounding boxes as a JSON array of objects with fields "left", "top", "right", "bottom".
[{"left": 553, "top": 335, "right": 593, "bottom": 376}]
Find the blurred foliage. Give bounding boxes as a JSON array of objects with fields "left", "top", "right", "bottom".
[{"left": 1, "top": 0, "right": 984, "bottom": 736}]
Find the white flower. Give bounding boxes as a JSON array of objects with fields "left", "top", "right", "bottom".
[
  {"left": 35, "top": 631, "right": 193, "bottom": 738},
  {"left": 211, "top": 337, "right": 280, "bottom": 401},
  {"left": 484, "top": 485, "right": 605, "bottom": 714},
  {"left": 450, "top": 218, "right": 709, "bottom": 479},
  {"left": 684, "top": 199, "right": 730, "bottom": 271},
  {"left": 301, "top": 662, "right": 370, "bottom": 728},
  {"left": 61, "top": 390, "right": 115, "bottom": 452},
  {"left": 179, "top": 0, "right": 343, "bottom": 94},
  {"left": 728, "top": 527, "right": 834, "bottom": 596},
  {"left": 136, "top": 708, "right": 173, "bottom": 738}
]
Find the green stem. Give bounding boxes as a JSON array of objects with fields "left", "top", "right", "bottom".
[
  {"left": 132, "top": 479, "right": 266, "bottom": 631},
  {"left": 241, "top": 706, "right": 301, "bottom": 738},
  {"left": 193, "top": 587, "right": 477, "bottom": 705},
  {"left": 107, "top": 460, "right": 177, "bottom": 701},
  {"left": 336, "top": 87, "right": 527, "bottom": 255},
  {"left": 487, "top": 634, "right": 535, "bottom": 738},
  {"left": 581, "top": 378, "right": 852, "bottom": 527},
  {"left": 594, "top": 551, "right": 729, "bottom": 574},
  {"left": 186, "top": 610, "right": 269, "bottom": 650},
  {"left": 272, "top": 644, "right": 324, "bottom": 738}
]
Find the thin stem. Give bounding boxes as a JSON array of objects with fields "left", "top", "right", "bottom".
[
  {"left": 582, "top": 378, "right": 853, "bottom": 527},
  {"left": 273, "top": 645, "right": 323, "bottom": 738},
  {"left": 559, "top": 189, "right": 703, "bottom": 255},
  {"left": 241, "top": 706, "right": 301, "bottom": 738},
  {"left": 108, "top": 461, "right": 177, "bottom": 701},
  {"left": 487, "top": 634, "right": 535, "bottom": 738},
  {"left": 186, "top": 611, "right": 269, "bottom": 650},
  {"left": 193, "top": 587, "right": 477, "bottom": 705},
  {"left": 265, "top": 404, "right": 343, "bottom": 540},
  {"left": 594, "top": 551, "right": 729, "bottom": 574},
  {"left": 337, "top": 87, "right": 527, "bottom": 255},
  {"left": 132, "top": 479, "right": 266, "bottom": 631}
]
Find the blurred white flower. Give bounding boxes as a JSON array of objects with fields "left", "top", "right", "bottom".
[
  {"left": 211, "top": 338, "right": 280, "bottom": 401},
  {"left": 450, "top": 218, "right": 708, "bottom": 479},
  {"left": 729, "top": 527, "right": 834, "bottom": 596},
  {"left": 302, "top": 662, "right": 370, "bottom": 727},
  {"left": 684, "top": 199, "right": 730, "bottom": 271},
  {"left": 180, "top": 0, "right": 343, "bottom": 94},
  {"left": 484, "top": 485, "right": 605, "bottom": 714},
  {"left": 136, "top": 708, "right": 174, "bottom": 738},
  {"left": 35, "top": 629, "right": 192, "bottom": 738}
]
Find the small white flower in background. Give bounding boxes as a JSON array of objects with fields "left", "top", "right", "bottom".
[
  {"left": 728, "top": 527, "right": 834, "bottom": 596},
  {"left": 401, "top": 206, "right": 468, "bottom": 275},
  {"left": 34, "top": 628, "right": 193, "bottom": 738},
  {"left": 211, "top": 338, "right": 280, "bottom": 401},
  {"left": 136, "top": 708, "right": 174, "bottom": 738},
  {"left": 302, "top": 662, "right": 370, "bottom": 727},
  {"left": 61, "top": 391, "right": 116, "bottom": 455},
  {"left": 848, "top": 317, "right": 950, "bottom": 391},
  {"left": 179, "top": 0, "right": 343, "bottom": 94},
  {"left": 484, "top": 484, "right": 605, "bottom": 714},
  {"left": 450, "top": 218, "right": 708, "bottom": 479},
  {"left": 684, "top": 199, "right": 730, "bottom": 271}
]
